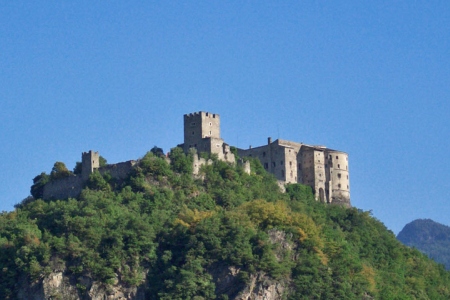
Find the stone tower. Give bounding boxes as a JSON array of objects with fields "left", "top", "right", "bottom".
[
  {"left": 183, "top": 111, "right": 220, "bottom": 151},
  {"left": 81, "top": 150, "right": 99, "bottom": 180}
]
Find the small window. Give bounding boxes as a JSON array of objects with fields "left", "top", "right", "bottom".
[
  {"left": 272, "top": 162, "right": 276, "bottom": 167},
  {"left": 263, "top": 152, "right": 266, "bottom": 157},
  {"left": 338, "top": 173, "right": 341, "bottom": 178},
  {"left": 338, "top": 164, "right": 340, "bottom": 169},
  {"left": 192, "top": 131, "right": 195, "bottom": 135},
  {"left": 209, "top": 122, "right": 212, "bottom": 126},
  {"left": 336, "top": 156, "right": 338, "bottom": 159},
  {"left": 191, "top": 122, "right": 196, "bottom": 126},
  {"left": 347, "top": 185, "right": 349, "bottom": 189},
  {"left": 338, "top": 184, "right": 341, "bottom": 188},
  {"left": 206, "top": 112, "right": 209, "bottom": 116},
  {"left": 298, "top": 163, "right": 301, "bottom": 169},
  {"left": 264, "top": 163, "right": 268, "bottom": 169},
  {"left": 209, "top": 131, "right": 211, "bottom": 135},
  {"left": 289, "top": 161, "right": 292, "bottom": 166}
]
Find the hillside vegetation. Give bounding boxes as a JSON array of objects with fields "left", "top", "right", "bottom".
[
  {"left": 1, "top": 148, "right": 450, "bottom": 299},
  {"left": 398, "top": 219, "right": 450, "bottom": 270}
]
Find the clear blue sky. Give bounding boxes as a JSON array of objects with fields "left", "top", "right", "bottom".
[{"left": 1, "top": 2, "right": 449, "bottom": 234}]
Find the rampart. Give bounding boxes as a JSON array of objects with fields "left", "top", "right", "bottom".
[
  {"left": 42, "top": 157, "right": 136, "bottom": 200},
  {"left": 40, "top": 111, "right": 349, "bottom": 207}
]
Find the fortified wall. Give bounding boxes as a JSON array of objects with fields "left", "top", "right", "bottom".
[
  {"left": 43, "top": 151, "right": 136, "bottom": 200},
  {"left": 41, "top": 111, "right": 349, "bottom": 206}
]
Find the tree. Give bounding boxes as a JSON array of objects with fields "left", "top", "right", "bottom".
[
  {"left": 30, "top": 172, "right": 50, "bottom": 199},
  {"left": 73, "top": 162, "right": 82, "bottom": 174},
  {"left": 50, "top": 162, "right": 71, "bottom": 180},
  {"left": 99, "top": 156, "right": 107, "bottom": 167},
  {"left": 151, "top": 146, "right": 165, "bottom": 157}
]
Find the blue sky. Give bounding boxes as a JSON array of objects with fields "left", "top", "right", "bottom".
[{"left": 1, "top": 2, "right": 449, "bottom": 234}]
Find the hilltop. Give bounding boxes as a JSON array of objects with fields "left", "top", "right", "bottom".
[{"left": 1, "top": 148, "right": 450, "bottom": 299}]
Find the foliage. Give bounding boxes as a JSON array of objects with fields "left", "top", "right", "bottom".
[
  {"left": 50, "top": 162, "right": 71, "bottom": 180},
  {"left": 2, "top": 149, "right": 450, "bottom": 299},
  {"left": 30, "top": 172, "right": 50, "bottom": 199}
]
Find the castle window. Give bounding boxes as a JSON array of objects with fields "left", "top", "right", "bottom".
[
  {"left": 206, "top": 112, "right": 209, "bottom": 116},
  {"left": 298, "top": 163, "right": 301, "bottom": 169},
  {"left": 263, "top": 152, "right": 266, "bottom": 157},
  {"left": 264, "top": 163, "right": 268, "bottom": 169},
  {"left": 336, "top": 156, "right": 338, "bottom": 159},
  {"left": 289, "top": 161, "right": 292, "bottom": 166},
  {"left": 338, "top": 184, "right": 341, "bottom": 188},
  {"left": 347, "top": 185, "right": 349, "bottom": 189},
  {"left": 338, "top": 173, "right": 341, "bottom": 178},
  {"left": 272, "top": 162, "right": 276, "bottom": 167},
  {"left": 209, "top": 122, "right": 212, "bottom": 126},
  {"left": 210, "top": 131, "right": 211, "bottom": 135},
  {"left": 191, "top": 122, "right": 196, "bottom": 126},
  {"left": 338, "top": 164, "right": 340, "bottom": 169}
]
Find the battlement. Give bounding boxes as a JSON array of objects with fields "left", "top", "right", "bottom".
[
  {"left": 184, "top": 111, "right": 219, "bottom": 119},
  {"left": 41, "top": 111, "right": 350, "bottom": 207}
]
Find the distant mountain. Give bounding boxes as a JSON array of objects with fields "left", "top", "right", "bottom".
[{"left": 397, "top": 219, "right": 450, "bottom": 269}]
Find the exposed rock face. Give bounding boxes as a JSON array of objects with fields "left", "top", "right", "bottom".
[
  {"left": 17, "top": 271, "right": 146, "bottom": 300},
  {"left": 236, "top": 272, "right": 286, "bottom": 300},
  {"left": 17, "top": 230, "right": 294, "bottom": 299}
]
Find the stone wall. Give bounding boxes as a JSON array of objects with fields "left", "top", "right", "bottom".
[
  {"left": 100, "top": 160, "right": 136, "bottom": 181},
  {"left": 43, "top": 175, "right": 84, "bottom": 200}
]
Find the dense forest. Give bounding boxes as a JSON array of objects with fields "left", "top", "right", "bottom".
[
  {"left": 397, "top": 219, "right": 450, "bottom": 270},
  {"left": 1, "top": 147, "right": 450, "bottom": 299}
]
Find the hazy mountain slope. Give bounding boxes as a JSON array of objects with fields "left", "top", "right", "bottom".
[{"left": 397, "top": 219, "right": 450, "bottom": 270}]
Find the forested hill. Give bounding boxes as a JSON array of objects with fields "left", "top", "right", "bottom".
[
  {"left": 1, "top": 148, "right": 450, "bottom": 299},
  {"left": 397, "top": 219, "right": 450, "bottom": 270}
]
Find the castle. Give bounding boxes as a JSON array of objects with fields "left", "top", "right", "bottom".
[
  {"left": 178, "top": 111, "right": 350, "bottom": 206},
  {"left": 42, "top": 111, "right": 350, "bottom": 206}
]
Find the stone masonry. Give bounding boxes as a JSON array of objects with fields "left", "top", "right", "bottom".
[{"left": 41, "top": 111, "right": 350, "bottom": 206}]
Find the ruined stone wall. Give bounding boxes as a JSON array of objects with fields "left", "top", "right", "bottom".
[
  {"left": 99, "top": 161, "right": 136, "bottom": 181},
  {"left": 43, "top": 175, "right": 84, "bottom": 200}
]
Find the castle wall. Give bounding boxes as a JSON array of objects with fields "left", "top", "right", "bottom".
[
  {"left": 43, "top": 175, "right": 84, "bottom": 200},
  {"left": 99, "top": 161, "right": 136, "bottom": 181}
]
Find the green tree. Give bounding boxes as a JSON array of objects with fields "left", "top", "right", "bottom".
[
  {"left": 50, "top": 162, "right": 71, "bottom": 180},
  {"left": 30, "top": 172, "right": 50, "bottom": 199}
]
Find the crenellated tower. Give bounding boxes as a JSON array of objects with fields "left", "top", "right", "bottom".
[{"left": 81, "top": 150, "right": 99, "bottom": 180}]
